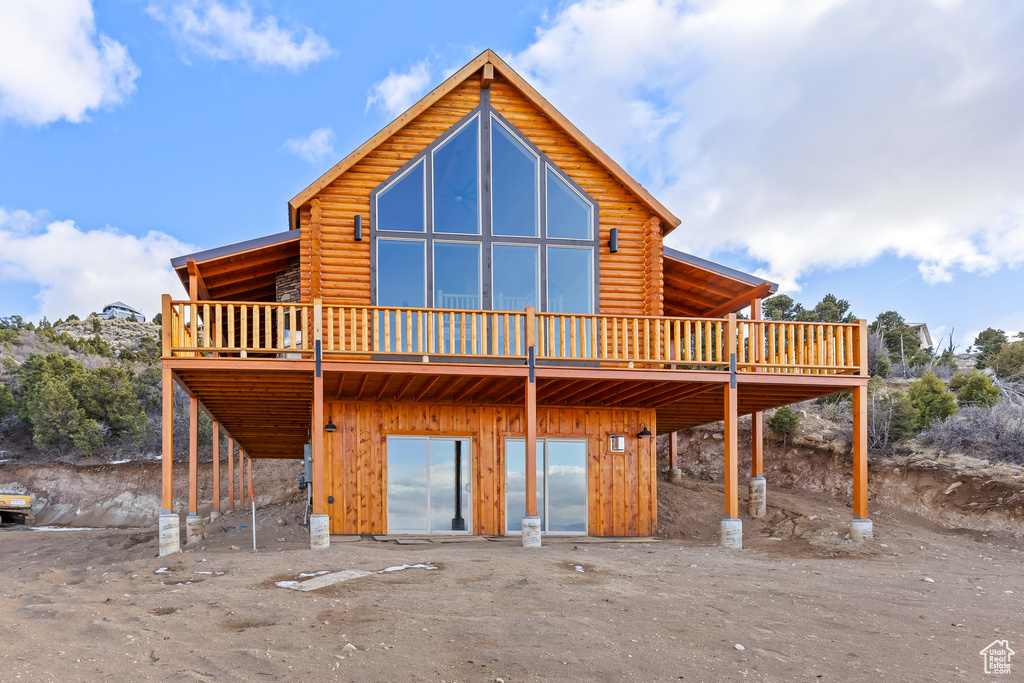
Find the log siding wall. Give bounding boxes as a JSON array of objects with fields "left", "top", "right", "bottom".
[
  {"left": 299, "top": 71, "right": 663, "bottom": 317},
  {"left": 323, "top": 401, "right": 657, "bottom": 537}
]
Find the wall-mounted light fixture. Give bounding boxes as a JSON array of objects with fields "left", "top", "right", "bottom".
[
  {"left": 609, "top": 227, "right": 618, "bottom": 253},
  {"left": 324, "top": 418, "right": 337, "bottom": 433},
  {"left": 354, "top": 215, "right": 363, "bottom": 241},
  {"left": 637, "top": 422, "right": 652, "bottom": 439}
]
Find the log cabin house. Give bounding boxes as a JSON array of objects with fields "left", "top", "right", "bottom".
[{"left": 157, "top": 50, "right": 872, "bottom": 556}]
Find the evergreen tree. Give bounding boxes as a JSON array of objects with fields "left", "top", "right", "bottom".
[
  {"left": 973, "top": 328, "right": 1007, "bottom": 369},
  {"left": 907, "top": 371, "right": 957, "bottom": 431}
]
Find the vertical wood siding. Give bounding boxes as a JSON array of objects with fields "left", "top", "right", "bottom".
[{"left": 323, "top": 401, "right": 656, "bottom": 537}]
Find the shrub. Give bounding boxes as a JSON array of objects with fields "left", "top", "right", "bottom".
[
  {"left": 13, "top": 352, "right": 147, "bottom": 455},
  {"left": 907, "top": 371, "right": 957, "bottom": 431},
  {"left": 920, "top": 402, "right": 1024, "bottom": 465},
  {"left": 990, "top": 340, "right": 1024, "bottom": 380},
  {"left": 767, "top": 405, "right": 800, "bottom": 438},
  {"left": 949, "top": 371, "right": 1001, "bottom": 408},
  {"left": 73, "top": 365, "right": 147, "bottom": 445},
  {"left": 868, "top": 385, "right": 920, "bottom": 451},
  {"left": 867, "top": 331, "right": 890, "bottom": 377}
]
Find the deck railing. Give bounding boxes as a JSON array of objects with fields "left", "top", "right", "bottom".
[{"left": 163, "top": 296, "right": 866, "bottom": 376}]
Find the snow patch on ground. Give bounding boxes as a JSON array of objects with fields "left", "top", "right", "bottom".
[{"left": 378, "top": 563, "right": 437, "bottom": 573}]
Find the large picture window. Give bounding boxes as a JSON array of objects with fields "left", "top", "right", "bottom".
[{"left": 371, "top": 103, "right": 599, "bottom": 314}]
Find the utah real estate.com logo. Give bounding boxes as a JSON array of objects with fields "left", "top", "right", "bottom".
[{"left": 980, "top": 640, "right": 1014, "bottom": 675}]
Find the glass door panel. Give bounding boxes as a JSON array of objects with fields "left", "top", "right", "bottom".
[
  {"left": 505, "top": 438, "right": 585, "bottom": 534},
  {"left": 387, "top": 436, "right": 472, "bottom": 534},
  {"left": 428, "top": 438, "right": 471, "bottom": 532},
  {"left": 386, "top": 437, "right": 429, "bottom": 533},
  {"left": 545, "top": 441, "right": 587, "bottom": 532}
]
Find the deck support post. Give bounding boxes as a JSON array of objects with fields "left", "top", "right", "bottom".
[
  {"left": 748, "top": 297, "right": 767, "bottom": 518},
  {"left": 850, "top": 382, "right": 872, "bottom": 540},
  {"left": 522, "top": 307, "right": 541, "bottom": 548},
  {"left": 211, "top": 420, "right": 221, "bottom": 520},
  {"left": 721, "top": 314, "right": 742, "bottom": 548},
  {"left": 748, "top": 412, "right": 766, "bottom": 518},
  {"left": 185, "top": 394, "right": 203, "bottom": 545},
  {"left": 227, "top": 435, "right": 235, "bottom": 510},
  {"left": 159, "top": 364, "right": 179, "bottom": 557},
  {"left": 667, "top": 430, "right": 682, "bottom": 484},
  {"left": 238, "top": 448, "right": 245, "bottom": 507},
  {"left": 310, "top": 298, "right": 330, "bottom": 550}
]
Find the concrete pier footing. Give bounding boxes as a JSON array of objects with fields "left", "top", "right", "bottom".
[
  {"left": 521, "top": 516, "right": 541, "bottom": 548},
  {"left": 185, "top": 515, "right": 203, "bottom": 545},
  {"left": 158, "top": 513, "right": 180, "bottom": 557},
  {"left": 850, "top": 517, "right": 873, "bottom": 542},
  {"left": 310, "top": 514, "right": 330, "bottom": 550},
  {"left": 748, "top": 476, "right": 767, "bottom": 518},
  {"left": 721, "top": 518, "right": 742, "bottom": 549}
]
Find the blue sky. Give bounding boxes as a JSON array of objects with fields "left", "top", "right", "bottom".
[{"left": 1, "top": 0, "right": 1022, "bottom": 350}]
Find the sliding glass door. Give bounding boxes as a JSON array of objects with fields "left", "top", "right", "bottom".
[
  {"left": 505, "top": 438, "right": 587, "bottom": 534},
  {"left": 386, "top": 436, "right": 472, "bottom": 534}
]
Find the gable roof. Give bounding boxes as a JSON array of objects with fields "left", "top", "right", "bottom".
[
  {"left": 288, "top": 49, "right": 680, "bottom": 233},
  {"left": 662, "top": 246, "right": 777, "bottom": 317},
  {"left": 171, "top": 230, "right": 300, "bottom": 301},
  {"left": 103, "top": 301, "right": 138, "bottom": 312}
]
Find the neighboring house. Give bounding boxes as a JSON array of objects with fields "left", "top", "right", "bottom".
[
  {"left": 102, "top": 301, "right": 145, "bottom": 322},
  {"left": 907, "top": 322, "right": 932, "bottom": 348},
  {"left": 157, "top": 51, "right": 872, "bottom": 555}
]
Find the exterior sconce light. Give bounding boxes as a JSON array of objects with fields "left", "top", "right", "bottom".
[
  {"left": 637, "top": 422, "right": 652, "bottom": 439},
  {"left": 354, "top": 215, "right": 363, "bottom": 241},
  {"left": 324, "top": 418, "right": 337, "bottom": 433},
  {"left": 609, "top": 227, "right": 618, "bottom": 253}
]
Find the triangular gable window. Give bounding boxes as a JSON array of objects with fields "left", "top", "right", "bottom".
[{"left": 372, "top": 105, "right": 598, "bottom": 314}]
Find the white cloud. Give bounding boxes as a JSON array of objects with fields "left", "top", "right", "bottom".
[
  {"left": 0, "top": 0, "right": 139, "bottom": 125},
  {"left": 366, "top": 59, "right": 432, "bottom": 117},
  {"left": 0, "top": 208, "right": 194, "bottom": 322},
  {"left": 282, "top": 127, "right": 335, "bottom": 164},
  {"left": 510, "top": 0, "right": 1024, "bottom": 292},
  {"left": 148, "top": 0, "right": 331, "bottom": 70}
]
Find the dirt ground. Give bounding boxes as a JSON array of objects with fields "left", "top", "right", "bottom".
[{"left": 2, "top": 480, "right": 1022, "bottom": 683}]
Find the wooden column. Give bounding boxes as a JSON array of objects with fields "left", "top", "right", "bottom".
[
  {"left": 724, "top": 313, "right": 739, "bottom": 519},
  {"left": 750, "top": 298, "right": 763, "bottom": 477},
  {"left": 161, "top": 365, "right": 173, "bottom": 512},
  {"left": 525, "top": 306, "right": 537, "bottom": 518},
  {"left": 852, "top": 382, "right": 868, "bottom": 518},
  {"left": 751, "top": 413, "right": 764, "bottom": 477},
  {"left": 188, "top": 394, "right": 198, "bottom": 516},
  {"left": 724, "top": 382, "right": 738, "bottom": 519},
  {"left": 669, "top": 431, "right": 678, "bottom": 470},
  {"left": 239, "top": 449, "right": 246, "bottom": 506},
  {"left": 311, "top": 298, "right": 325, "bottom": 516},
  {"left": 227, "top": 436, "right": 235, "bottom": 509},
  {"left": 212, "top": 420, "right": 220, "bottom": 513}
]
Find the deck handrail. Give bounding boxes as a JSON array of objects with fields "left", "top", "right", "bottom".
[{"left": 162, "top": 296, "right": 866, "bottom": 375}]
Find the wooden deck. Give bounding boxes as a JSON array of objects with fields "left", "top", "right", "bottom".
[{"left": 162, "top": 296, "right": 868, "bottom": 459}]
